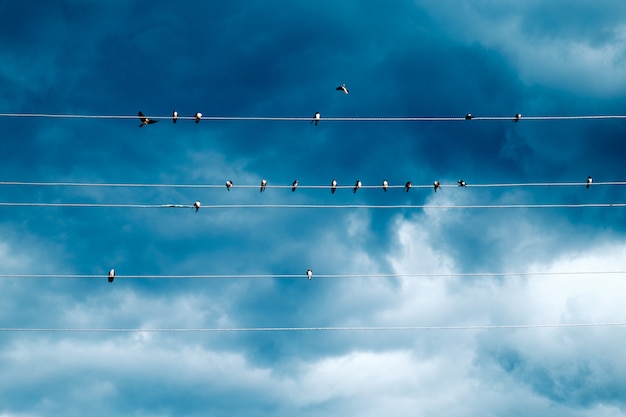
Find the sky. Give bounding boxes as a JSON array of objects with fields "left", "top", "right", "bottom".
[{"left": 1, "top": 1, "right": 626, "bottom": 416}]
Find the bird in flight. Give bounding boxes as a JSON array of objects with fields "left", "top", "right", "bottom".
[
  {"left": 336, "top": 84, "right": 349, "bottom": 94},
  {"left": 138, "top": 111, "right": 158, "bottom": 128},
  {"left": 331, "top": 179, "right": 337, "bottom": 194},
  {"left": 311, "top": 112, "right": 320, "bottom": 126},
  {"left": 108, "top": 269, "right": 115, "bottom": 283}
]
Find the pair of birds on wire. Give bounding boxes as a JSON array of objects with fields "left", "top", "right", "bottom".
[
  {"left": 465, "top": 113, "right": 522, "bottom": 122},
  {"left": 107, "top": 268, "right": 313, "bottom": 282},
  {"left": 138, "top": 111, "right": 202, "bottom": 127}
]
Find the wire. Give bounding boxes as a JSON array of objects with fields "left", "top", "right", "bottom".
[
  {"left": 1, "top": 112, "right": 626, "bottom": 122},
  {"left": 0, "top": 323, "right": 624, "bottom": 332},
  {"left": 1, "top": 271, "right": 624, "bottom": 279}
]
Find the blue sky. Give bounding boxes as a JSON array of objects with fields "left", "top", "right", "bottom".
[{"left": 2, "top": 1, "right": 626, "bottom": 416}]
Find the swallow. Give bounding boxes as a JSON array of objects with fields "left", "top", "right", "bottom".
[
  {"left": 587, "top": 176, "right": 593, "bottom": 189},
  {"left": 226, "top": 180, "right": 233, "bottom": 191},
  {"left": 353, "top": 180, "right": 362, "bottom": 193},
  {"left": 405, "top": 181, "right": 412, "bottom": 192},
  {"left": 458, "top": 179, "right": 467, "bottom": 187},
  {"left": 336, "top": 84, "right": 349, "bottom": 94},
  {"left": 292, "top": 180, "right": 298, "bottom": 192},
  {"left": 194, "top": 201, "right": 201, "bottom": 212},
  {"left": 331, "top": 179, "right": 337, "bottom": 194},
  {"left": 311, "top": 112, "right": 320, "bottom": 126},
  {"left": 260, "top": 179, "right": 267, "bottom": 192},
  {"left": 138, "top": 111, "right": 158, "bottom": 128},
  {"left": 433, "top": 180, "right": 440, "bottom": 192},
  {"left": 382, "top": 179, "right": 389, "bottom": 192},
  {"left": 465, "top": 113, "right": 473, "bottom": 120},
  {"left": 172, "top": 111, "right": 178, "bottom": 123},
  {"left": 108, "top": 268, "right": 115, "bottom": 283},
  {"left": 514, "top": 113, "right": 521, "bottom": 123},
  {"left": 307, "top": 269, "right": 312, "bottom": 280},
  {"left": 195, "top": 112, "right": 202, "bottom": 124}
]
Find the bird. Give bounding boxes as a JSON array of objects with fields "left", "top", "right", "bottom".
[
  {"left": 458, "top": 179, "right": 467, "bottom": 187},
  {"left": 195, "top": 112, "right": 202, "bottom": 124},
  {"left": 382, "top": 179, "right": 389, "bottom": 192},
  {"left": 336, "top": 84, "right": 349, "bottom": 94},
  {"left": 108, "top": 269, "right": 115, "bottom": 283},
  {"left": 311, "top": 112, "right": 320, "bottom": 126},
  {"left": 465, "top": 113, "right": 473, "bottom": 120},
  {"left": 194, "top": 201, "right": 201, "bottom": 212},
  {"left": 260, "top": 179, "right": 267, "bottom": 192},
  {"left": 514, "top": 113, "right": 521, "bottom": 123},
  {"left": 138, "top": 111, "right": 158, "bottom": 128},
  {"left": 292, "top": 180, "right": 298, "bottom": 192},
  {"left": 307, "top": 269, "right": 312, "bottom": 280},
  {"left": 331, "top": 179, "right": 337, "bottom": 194},
  {"left": 353, "top": 180, "right": 362, "bottom": 193},
  {"left": 226, "top": 180, "right": 233, "bottom": 191},
  {"left": 172, "top": 111, "right": 178, "bottom": 123},
  {"left": 587, "top": 176, "right": 593, "bottom": 189},
  {"left": 433, "top": 180, "right": 440, "bottom": 192},
  {"left": 405, "top": 181, "right": 412, "bottom": 192}
]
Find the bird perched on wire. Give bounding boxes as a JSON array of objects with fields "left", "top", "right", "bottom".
[
  {"left": 587, "top": 176, "right": 593, "bottom": 189},
  {"left": 260, "top": 179, "right": 267, "bottom": 192},
  {"left": 194, "top": 201, "right": 201, "bottom": 212},
  {"left": 172, "top": 111, "right": 178, "bottom": 123},
  {"left": 331, "top": 179, "right": 337, "bottom": 194},
  {"left": 292, "top": 180, "right": 298, "bottom": 192},
  {"left": 336, "top": 84, "right": 349, "bottom": 94},
  {"left": 225, "top": 180, "right": 233, "bottom": 191},
  {"left": 433, "top": 180, "right": 440, "bottom": 192},
  {"left": 382, "top": 179, "right": 389, "bottom": 192},
  {"left": 514, "top": 113, "right": 521, "bottom": 123},
  {"left": 458, "top": 179, "right": 467, "bottom": 187},
  {"left": 465, "top": 113, "right": 473, "bottom": 120},
  {"left": 353, "top": 180, "right": 362, "bottom": 193},
  {"left": 138, "top": 111, "right": 158, "bottom": 128},
  {"left": 307, "top": 269, "right": 312, "bottom": 280},
  {"left": 311, "top": 112, "right": 320, "bottom": 126},
  {"left": 195, "top": 112, "right": 202, "bottom": 124},
  {"left": 405, "top": 181, "right": 412, "bottom": 192},
  {"left": 108, "top": 269, "right": 115, "bottom": 283}
]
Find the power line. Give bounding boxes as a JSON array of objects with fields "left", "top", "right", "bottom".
[{"left": 0, "top": 323, "right": 624, "bottom": 333}]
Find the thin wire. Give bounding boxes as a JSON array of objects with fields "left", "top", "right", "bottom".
[
  {"left": 1, "top": 113, "right": 626, "bottom": 121},
  {"left": 0, "top": 202, "right": 625, "bottom": 209},
  {"left": 1, "top": 271, "right": 624, "bottom": 279},
  {"left": 0, "top": 323, "right": 624, "bottom": 332}
]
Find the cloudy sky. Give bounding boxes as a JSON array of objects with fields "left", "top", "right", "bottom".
[{"left": 2, "top": 1, "right": 626, "bottom": 416}]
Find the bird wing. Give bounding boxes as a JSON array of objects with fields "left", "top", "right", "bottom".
[{"left": 138, "top": 111, "right": 147, "bottom": 122}]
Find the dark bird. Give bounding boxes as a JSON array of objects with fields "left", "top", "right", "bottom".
[
  {"left": 433, "top": 180, "right": 440, "bottom": 192},
  {"left": 587, "top": 176, "right": 593, "bottom": 189},
  {"left": 465, "top": 113, "right": 473, "bottom": 120},
  {"left": 260, "top": 179, "right": 267, "bottom": 192},
  {"left": 138, "top": 111, "right": 158, "bottom": 128},
  {"left": 382, "top": 179, "right": 389, "bottom": 192},
  {"left": 172, "top": 111, "right": 178, "bottom": 123},
  {"left": 353, "top": 180, "right": 362, "bottom": 193},
  {"left": 458, "top": 179, "right": 467, "bottom": 187},
  {"left": 331, "top": 179, "right": 337, "bottom": 194},
  {"left": 226, "top": 180, "right": 233, "bottom": 191},
  {"left": 514, "top": 113, "right": 521, "bottom": 123},
  {"left": 311, "top": 112, "right": 320, "bottom": 126},
  {"left": 336, "top": 84, "right": 349, "bottom": 94},
  {"left": 292, "top": 180, "right": 298, "bottom": 192},
  {"left": 108, "top": 269, "right": 115, "bottom": 283},
  {"left": 194, "top": 201, "right": 201, "bottom": 212},
  {"left": 405, "top": 181, "right": 412, "bottom": 192},
  {"left": 195, "top": 112, "right": 202, "bottom": 124},
  {"left": 307, "top": 269, "right": 312, "bottom": 280}
]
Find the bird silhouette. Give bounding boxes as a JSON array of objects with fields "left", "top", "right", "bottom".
[
  {"left": 108, "top": 269, "right": 115, "bottom": 283},
  {"left": 353, "top": 180, "right": 362, "bottom": 193},
  {"left": 195, "top": 112, "right": 202, "bottom": 124},
  {"left": 433, "top": 180, "right": 440, "bottom": 192},
  {"left": 260, "top": 179, "right": 267, "bottom": 192},
  {"left": 587, "top": 176, "right": 593, "bottom": 189},
  {"left": 292, "top": 180, "right": 298, "bottom": 192},
  {"left": 405, "top": 181, "right": 412, "bottom": 192},
  {"left": 336, "top": 84, "right": 349, "bottom": 94},
  {"left": 172, "top": 111, "right": 178, "bottom": 123},
  {"left": 194, "top": 201, "right": 201, "bottom": 212},
  {"left": 514, "top": 113, "right": 521, "bottom": 123},
  {"left": 331, "top": 179, "right": 337, "bottom": 194},
  {"left": 465, "top": 113, "right": 473, "bottom": 120},
  {"left": 458, "top": 179, "right": 467, "bottom": 187},
  {"left": 226, "top": 180, "right": 233, "bottom": 191},
  {"left": 138, "top": 111, "right": 158, "bottom": 127},
  {"left": 382, "top": 179, "right": 389, "bottom": 192},
  {"left": 307, "top": 269, "right": 312, "bottom": 280},
  {"left": 311, "top": 112, "right": 320, "bottom": 126}
]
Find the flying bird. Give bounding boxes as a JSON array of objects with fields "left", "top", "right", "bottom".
[
  {"left": 514, "top": 113, "right": 521, "bottom": 123},
  {"left": 465, "top": 113, "right": 473, "bottom": 120},
  {"left": 194, "top": 201, "right": 201, "bottom": 212},
  {"left": 433, "top": 180, "right": 440, "bottom": 192},
  {"left": 260, "top": 179, "right": 267, "bottom": 192},
  {"left": 587, "top": 176, "right": 593, "bottom": 189},
  {"left": 311, "top": 112, "right": 320, "bottom": 126},
  {"left": 108, "top": 269, "right": 115, "bottom": 283},
  {"left": 405, "top": 181, "right": 412, "bottom": 192},
  {"left": 138, "top": 111, "right": 158, "bottom": 128},
  {"left": 336, "top": 84, "right": 349, "bottom": 94},
  {"left": 307, "top": 269, "right": 312, "bottom": 280},
  {"left": 353, "top": 180, "right": 362, "bottom": 193},
  {"left": 292, "top": 180, "right": 298, "bottom": 192},
  {"left": 331, "top": 179, "right": 337, "bottom": 194},
  {"left": 382, "top": 179, "right": 389, "bottom": 192},
  {"left": 172, "top": 111, "right": 178, "bottom": 123},
  {"left": 195, "top": 112, "right": 202, "bottom": 124},
  {"left": 458, "top": 179, "right": 467, "bottom": 187},
  {"left": 226, "top": 180, "right": 233, "bottom": 191}
]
